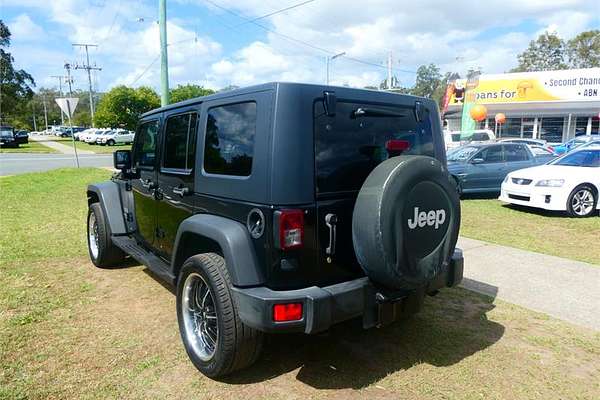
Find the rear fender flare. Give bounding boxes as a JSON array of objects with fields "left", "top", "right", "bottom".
[{"left": 172, "top": 214, "right": 265, "bottom": 287}]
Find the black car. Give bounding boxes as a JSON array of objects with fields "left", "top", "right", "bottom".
[
  {"left": 0, "top": 125, "right": 18, "bottom": 148},
  {"left": 86, "top": 83, "right": 463, "bottom": 378},
  {"left": 14, "top": 130, "right": 29, "bottom": 144}
]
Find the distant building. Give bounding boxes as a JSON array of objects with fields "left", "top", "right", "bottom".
[{"left": 445, "top": 68, "right": 600, "bottom": 143}]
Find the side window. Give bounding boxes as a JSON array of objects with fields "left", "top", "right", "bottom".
[
  {"left": 504, "top": 144, "right": 529, "bottom": 162},
  {"left": 163, "top": 112, "right": 198, "bottom": 171},
  {"left": 477, "top": 146, "right": 504, "bottom": 163},
  {"left": 203, "top": 102, "right": 256, "bottom": 177},
  {"left": 133, "top": 120, "right": 159, "bottom": 169}
]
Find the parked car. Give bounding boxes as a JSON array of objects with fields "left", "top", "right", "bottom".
[
  {"left": 447, "top": 142, "right": 556, "bottom": 194},
  {"left": 97, "top": 129, "right": 135, "bottom": 146},
  {"left": 0, "top": 125, "right": 18, "bottom": 148},
  {"left": 14, "top": 130, "right": 29, "bottom": 144},
  {"left": 500, "top": 145, "right": 600, "bottom": 217},
  {"left": 550, "top": 135, "right": 599, "bottom": 155},
  {"left": 445, "top": 129, "right": 495, "bottom": 150},
  {"left": 498, "top": 138, "right": 547, "bottom": 147},
  {"left": 86, "top": 82, "right": 464, "bottom": 378},
  {"left": 84, "top": 129, "right": 107, "bottom": 144}
]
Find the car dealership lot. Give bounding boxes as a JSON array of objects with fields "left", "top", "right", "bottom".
[{"left": 0, "top": 168, "right": 598, "bottom": 399}]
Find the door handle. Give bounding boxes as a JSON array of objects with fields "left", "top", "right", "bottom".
[
  {"left": 325, "top": 213, "right": 337, "bottom": 256},
  {"left": 140, "top": 179, "right": 156, "bottom": 189},
  {"left": 172, "top": 186, "right": 190, "bottom": 197}
]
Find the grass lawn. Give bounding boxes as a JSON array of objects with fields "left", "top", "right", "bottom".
[
  {"left": 0, "top": 141, "right": 59, "bottom": 154},
  {"left": 461, "top": 197, "right": 600, "bottom": 265},
  {"left": 35, "top": 136, "right": 131, "bottom": 154},
  {"left": 1, "top": 169, "right": 599, "bottom": 399}
]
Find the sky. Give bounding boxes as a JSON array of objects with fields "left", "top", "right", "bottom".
[{"left": 1, "top": 0, "right": 599, "bottom": 94}]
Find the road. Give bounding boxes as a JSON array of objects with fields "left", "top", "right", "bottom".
[{"left": 0, "top": 153, "right": 113, "bottom": 176}]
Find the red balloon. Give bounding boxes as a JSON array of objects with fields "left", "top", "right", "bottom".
[
  {"left": 470, "top": 105, "right": 487, "bottom": 122},
  {"left": 495, "top": 113, "right": 506, "bottom": 124}
]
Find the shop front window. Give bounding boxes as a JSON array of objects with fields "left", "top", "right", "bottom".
[
  {"left": 499, "top": 118, "right": 522, "bottom": 138},
  {"left": 592, "top": 117, "right": 600, "bottom": 135},
  {"left": 539, "top": 117, "right": 564, "bottom": 143},
  {"left": 575, "top": 117, "right": 589, "bottom": 136}
]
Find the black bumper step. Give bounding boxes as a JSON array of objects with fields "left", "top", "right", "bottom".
[{"left": 112, "top": 236, "right": 176, "bottom": 285}]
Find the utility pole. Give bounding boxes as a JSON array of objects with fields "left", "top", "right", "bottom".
[
  {"left": 64, "top": 63, "right": 80, "bottom": 168},
  {"left": 73, "top": 43, "right": 101, "bottom": 127},
  {"left": 326, "top": 52, "right": 345, "bottom": 85},
  {"left": 42, "top": 95, "right": 49, "bottom": 131},
  {"left": 159, "top": 0, "right": 170, "bottom": 106},
  {"left": 50, "top": 75, "right": 67, "bottom": 125},
  {"left": 32, "top": 103, "right": 37, "bottom": 131},
  {"left": 387, "top": 50, "right": 393, "bottom": 90}
]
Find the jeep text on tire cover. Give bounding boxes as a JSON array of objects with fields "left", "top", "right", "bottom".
[{"left": 86, "top": 83, "right": 464, "bottom": 378}]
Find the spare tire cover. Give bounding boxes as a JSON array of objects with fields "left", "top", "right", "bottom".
[{"left": 352, "top": 155, "right": 460, "bottom": 290}]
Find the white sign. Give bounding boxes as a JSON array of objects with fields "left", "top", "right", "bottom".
[{"left": 55, "top": 98, "right": 79, "bottom": 119}]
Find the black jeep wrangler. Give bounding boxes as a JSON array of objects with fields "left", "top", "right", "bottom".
[{"left": 86, "top": 82, "right": 463, "bottom": 378}]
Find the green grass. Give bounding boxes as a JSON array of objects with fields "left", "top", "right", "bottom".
[
  {"left": 461, "top": 197, "right": 600, "bottom": 265},
  {"left": 0, "top": 141, "right": 59, "bottom": 154},
  {"left": 34, "top": 137, "right": 131, "bottom": 154},
  {"left": 0, "top": 168, "right": 599, "bottom": 399},
  {"left": 0, "top": 168, "right": 112, "bottom": 263}
]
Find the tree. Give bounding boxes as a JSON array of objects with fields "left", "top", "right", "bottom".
[
  {"left": 0, "top": 20, "right": 35, "bottom": 126},
  {"left": 411, "top": 64, "right": 443, "bottom": 99},
  {"left": 170, "top": 84, "right": 214, "bottom": 103},
  {"left": 567, "top": 30, "right": 600, "bottom": 68},
  {"left": 94, "top": 85, "right": 160, "bottom": 130},
  {"left": 511, "top": 32, "right": 567, "bottom": 72}
]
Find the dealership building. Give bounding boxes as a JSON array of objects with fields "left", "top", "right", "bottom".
[{"left": 445, "top": 67, "right": 600, "bottom": 143}]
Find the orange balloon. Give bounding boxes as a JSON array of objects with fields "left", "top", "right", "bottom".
[
  {"left": 470, "top": 105, "right": 488, "bottom": 122},
  {"left": 495, "top": 113, "right": 506, "bottom": 124}
]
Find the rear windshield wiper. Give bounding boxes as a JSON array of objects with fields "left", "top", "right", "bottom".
[{"left": 351, "top": 107, "right": 406, "bottom": 118}]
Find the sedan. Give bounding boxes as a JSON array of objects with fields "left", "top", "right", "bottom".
[
  {"left": 447, "top": 142, "right": 556, "bottom": 194},
  {"left": 499, "top": 146, "right": 600, "bottom": 217},
  {"left": 550, "top": 135, "right": 599, "bottom": 155}
]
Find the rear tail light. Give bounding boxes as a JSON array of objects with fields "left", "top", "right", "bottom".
[
  {"left": 385, "top": 139, "right": 411, "bottom": 152},
  {"left": 273, "top": 303, "right": 303, "bottom": 322},
  {"left": 275, "top": 209, "right": 304, "bottom": 250}
]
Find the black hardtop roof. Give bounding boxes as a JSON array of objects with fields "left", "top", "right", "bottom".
[{"left": 140, "top": 81, "right": 425, "bottom": 118}]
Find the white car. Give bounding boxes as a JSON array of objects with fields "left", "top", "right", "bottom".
[
  {"left": 97, "top": 129, "right": 134, "bottom": 146},
  {"left": 77, "top": 128, "right": 96, "bottom": 142},
  {"left": 85, "top": 129, "right": 108, "bottom": 144},
  {"left": 499, "top": 146, "right": 600, "bottom": 217},
  {"left": 444, "top": 129, "right": 496, "bottom": 150}
]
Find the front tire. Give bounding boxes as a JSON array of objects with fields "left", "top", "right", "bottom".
[
  {"left": 176, "top": 253, "right": 263, "bottom": 378},
  {"left": 107, "top": 139, "right": 115, "bottom": 146},
  {"left": 87, "top": 203, "right": 127, "bottom": 267},
  {"left": 567, "top": 185, "right": 597, "bottom": 217}
]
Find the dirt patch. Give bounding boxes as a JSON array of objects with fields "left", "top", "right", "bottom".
[{"left": 1, "top": 257, "right": 599, "bottom": 400}]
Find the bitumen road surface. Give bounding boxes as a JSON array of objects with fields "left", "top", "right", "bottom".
[{"left": 0, "top": 153, "right": 113, "bottom": 176}]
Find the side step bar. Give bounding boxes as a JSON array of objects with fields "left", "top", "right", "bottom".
[{"left": 112, "top": 236, "right": 176, "bottom": 285}]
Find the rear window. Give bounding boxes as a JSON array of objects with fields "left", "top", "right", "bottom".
[{"left": 314, "top": 100, "right": 435, "bottom": 194}]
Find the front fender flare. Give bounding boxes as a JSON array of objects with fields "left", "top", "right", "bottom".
[
  {"left": 172, "top": 214, "right": 265, "bottom": 287},
  {"left": 87, "top": 181, "right": 126, "bottom": 235}
]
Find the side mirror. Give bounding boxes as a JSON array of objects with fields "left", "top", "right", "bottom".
[
  {"left": 471, "top": 157, "right": 484, "bottom": 164},
  {"left": 323, "top": 91, "right": 336, "bottom": 117},
  {"left": 114, "top": 149, "right": 132, "bottom": 170}
]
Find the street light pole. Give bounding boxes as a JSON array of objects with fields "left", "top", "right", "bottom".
[
  {"left": 326, "top": 52, "right": 346, "bottom": 85},
  {"left": 159, "top": 0, "right": 170, "bottom": 106}
]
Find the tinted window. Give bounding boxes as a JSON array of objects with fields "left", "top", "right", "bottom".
[
  {"left": 133, "top": 120, "right": 159, "bottom": 168},
  {"left": 530, "top": 146, "right": 553, "bottom": 156},
  {"left": 504, "top": 144, "right": 529, "bottom": 162},
  {"left": 553, "top": 150, "right": 600, "bottom": 167},
  {"left": 314, "top": 101, "right": 435, "bottom": 194},
  {"left": 447, "top": 146, "right": 478, "bottom": 162},
  {"left": 203, "top": 102, "right": 256, "bottom": 176},
  {"left": 163, "top": 113, "right": 198, "bottom": 171},
  {"left": 476, "top": 146, "right": 504, "bottom": 163}
]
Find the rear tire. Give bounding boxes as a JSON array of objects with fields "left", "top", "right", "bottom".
[
  {"left": 176, "top": 253, "right": 263, "bottom": 378},
  {"left": 107, "top": 139, "right": 115, "bottom": 146},
  {"left": 567, "top": 185, "right": 597, "bottom": 218},
  {"left": 87, "top": 203, "right": 127, "bottom": 267}
]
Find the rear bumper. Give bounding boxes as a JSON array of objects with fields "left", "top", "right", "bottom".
[{"left": 232, "top": 248, "right": 464, "bottom": 334}]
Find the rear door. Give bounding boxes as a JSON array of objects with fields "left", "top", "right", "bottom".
[
  {"left": 313, "top": 100, "right": 436, "bottom": 282},
  {"left": 155, "top": 108, "right": 199, "bottom": 259},
  {"left": 131, "top": 119, "right": 160, "bottom": 249}
]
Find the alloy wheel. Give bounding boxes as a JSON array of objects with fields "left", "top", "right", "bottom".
[
  {"left": 571, "top": 189, "right": 594, "bottom": 216},
  {"left": 88, "top": 212, "right": 99, "bottom": 259}
]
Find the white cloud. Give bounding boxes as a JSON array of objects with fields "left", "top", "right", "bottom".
[{"left": 8, "top": 14, "right": 44, "bottom": 41}]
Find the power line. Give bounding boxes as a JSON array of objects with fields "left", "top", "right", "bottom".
[
  {"left": 234, "top": 0, "right": 315, "bottom": 26},
  {"left": 202, "top": 0, "right": 416, "bottom": 74},
  {"left": 129, "top": 54, "right": 160, "bottom": 86}
]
